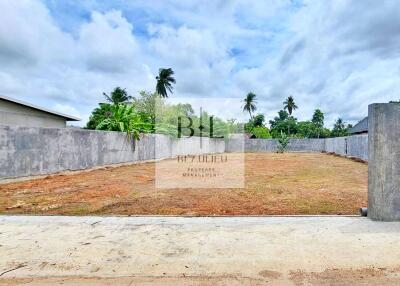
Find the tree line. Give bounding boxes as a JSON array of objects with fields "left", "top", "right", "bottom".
[
  {"left": 85, "top": 68, "right": 240, "bottom": 139},
  {"left": 242, "top": 93, "right": 352, "bottom": 139},
  {"left": 85, "top": 68, "right": 352, "bottom": 139}
]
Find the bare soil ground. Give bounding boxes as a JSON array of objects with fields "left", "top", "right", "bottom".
[{"left": 0, "top": 153, "right": 367, "bottom": 215}]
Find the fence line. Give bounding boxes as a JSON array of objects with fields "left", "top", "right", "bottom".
[
  {"left": 0, "top": 126, "right": 224, "bottom": 179},
  {"left": 226, "top": 134, "right": 368, "bottom": 161},
  {"left": 0, "top": 125, "right": 368, "bottom": 179}
]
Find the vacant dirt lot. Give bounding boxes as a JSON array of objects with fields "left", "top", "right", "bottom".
[{"left": 0, "top": 153, "right": 367, "bottom": 215}]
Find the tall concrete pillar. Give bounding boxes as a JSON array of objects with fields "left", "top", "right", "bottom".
[{"left": 368, "top": 103, "right": 400, "bottom": 221}]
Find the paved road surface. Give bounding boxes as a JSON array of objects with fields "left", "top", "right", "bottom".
[{"left": 1, "top": 216, "right": 400, "bottom": 285}]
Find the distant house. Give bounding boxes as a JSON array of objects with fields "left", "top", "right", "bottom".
[
  {"left": 349, "top": 116, "right": 368, "bottom": 135},
  {"left": 0, "top": 95, "right": 80, "bottom": 128}
]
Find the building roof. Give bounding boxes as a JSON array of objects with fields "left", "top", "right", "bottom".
[
  {"left": 0, "top": 94, "right": 80, "bottom": 121},
  {"left": 349, "top": 116, "right": 368, "bottom": 134}
]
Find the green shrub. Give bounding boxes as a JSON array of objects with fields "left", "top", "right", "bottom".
[
  {"left": 277, "top": 131, "right": 289, "bottom": 153},
  {"left": 251, "top": 126, "right": 271, "bottom": 139},
  {"left": 96, "top": 104, "right": 153, "bottom": 140}
]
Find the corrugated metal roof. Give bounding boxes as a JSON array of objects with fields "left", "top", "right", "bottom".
[
  {"left": 0, "top": 94, "right": 80, "bottom": 121},
  {"left": 350, "top": 116, "right": 368, "bottom": 134}
]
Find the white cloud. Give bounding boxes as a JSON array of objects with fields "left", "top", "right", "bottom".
[
  {"left": 53, "top": 103, "right": 81, "bottom": 118},
  {"left": 0, "top": 1, "right": 153, "bottom": 126},
  {"left": 0, "top": 0, "right": 74, "bottom": 66},
  {"left": 271, "top": 0, "right": 400, "bottom": 125},
  {"left": 148, "top": 25, "right": 235, "bottom": 96},
  {"left": 148, "top": 26, "right": 224, "bottom": 65},
  {"left": 79, "top": 10, "right": 140, "bottom": 73},
  {"left": 0, "top": 0, "right": 399, "bottom": 128}
]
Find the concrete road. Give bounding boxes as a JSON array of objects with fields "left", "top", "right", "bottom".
[{"left": 0, "top": 216, "right": 400, "bottom": 285}]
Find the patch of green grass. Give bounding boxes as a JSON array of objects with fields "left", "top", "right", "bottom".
[
  {"left": 65, "top": 204, "right": 91, "bottom": 215},
  {"left": 129, "top": 191, "right": 140, "bottom": 199},
  {"left": 292, "top": 198, "right": 348, "bottom": 214}
]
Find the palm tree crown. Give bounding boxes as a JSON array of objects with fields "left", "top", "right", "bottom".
[
  {"left": 156, "top": 68, "right": 176, "bottom": 98},
  {"left": 283, "top": 96, "right": 298, "bottom": 115},
  {"left": 103, "top": 87, "right": 132, "bottom": 105},
  {"left": 243, "top": 92, "right": 257, "bottom": 119}
]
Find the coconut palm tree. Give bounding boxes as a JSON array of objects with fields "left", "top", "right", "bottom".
[
  {"left": 243, "top": 92, "right": 257, "bottom": 119},
  {"left": 103, "top": 87, "right": 132, "bottom": 105},
  {"left": 283, "top": 96, "right": 298, "bottom": 115},
  {"left": 156, "top": 68, "right": 176, "bottom": 98}
]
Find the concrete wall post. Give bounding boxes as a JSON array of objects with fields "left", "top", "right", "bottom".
[{"left": 368, "top": 103, "right": 400, "bottom": 221}]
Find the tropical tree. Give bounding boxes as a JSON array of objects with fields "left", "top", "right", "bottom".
[
  {"left": 283, "top": 96, "right": 298, "bottom": 115},
  {"left": 252, "top": 114, "right": 265, "bottom": 127},
  {"left": 133, "top": 91, "right": 159, "bottom": 115},
  {"left": 85, "top": 103, "right": 113, "bottom": 130},
  {"left": 311, "top": 109, "right": 324, "bottom": 128},
  {"left": 96, "top": 104, "right": 153, "bottom": 140},
  {"left": 251, "top": 126, "right": 271, "bottom": 139},
  {"left": 333, "top": 118, "right": 345, "bottom": 130},
  {"left": 156, "top": 68, "right": 176, "bottom": 98},
  {"left": 297, "top": 121, "right": 330, "bottom": 138},
  {"left": 226, "top": 119, "right": 243, "bottom": 134},
  {"left": 311, "top": 109, "right": 325, "bottom": 138},
  {"left": 103, "top": 87, "right": 132, "bottom": 104},
  {"left": 245, "top": 113, "right": 264, "bottom": 131},
  {"left": 331, "top": 118, "right": 349, "bottom": 137},
  {"left": 133, "top": 91, "right": 162, "bottom": 132},
  {"left": 243, "top": 92, "right": 257, "bottom": 119},
  {"left": 269, "top": 109, "right": 297, "bottom": 137}
]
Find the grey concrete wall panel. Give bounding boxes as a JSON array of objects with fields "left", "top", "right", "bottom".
[{"left": 368, "top": 103, "right": 400, "bottom": 221}]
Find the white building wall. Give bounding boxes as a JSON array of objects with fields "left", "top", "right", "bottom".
[{"left": 0, "top": 99, "right": 66, "bottom": 128}]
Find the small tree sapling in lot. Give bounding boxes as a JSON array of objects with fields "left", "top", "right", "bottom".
[{"left": 277, "top": 131, "right": 289, "bottom": 153}]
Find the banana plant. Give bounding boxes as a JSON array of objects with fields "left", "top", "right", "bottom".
[{"left": 96, "top": 104, "right": 153, "bottom": 140}]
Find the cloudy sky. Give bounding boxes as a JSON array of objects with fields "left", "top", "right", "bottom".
[{"left": 1, "top": 0, "right": 399, "bottom": 127}]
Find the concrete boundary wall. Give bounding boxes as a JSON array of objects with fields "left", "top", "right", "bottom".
[
  {"left": 227, "top": 135, "right": 368, "bottom": 160},
  {"left": 0, "top": 126, "right": 224, "bottom": 179},
  {"left": 0, "top": 125, "right": 367, "bottom": 179},
  {"left": 324, "top": 134, "right": 368, "bottom": 161},
  {"left": 226, "top": 138, "right": 325, "bottom": 152},
  {"left": 324, "top": 137, "right": 347, "bottom": 156}
]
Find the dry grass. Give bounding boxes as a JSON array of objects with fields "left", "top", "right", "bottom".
[{"left": 0, "top": 153, "right": 367, "bottom": 215}]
